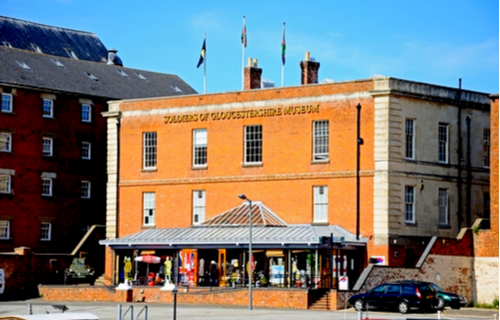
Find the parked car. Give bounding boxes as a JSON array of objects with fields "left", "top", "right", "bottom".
[
  {"left": 398, "top": 281, "right": 467, "bottom": 310},
  {"left": 349, "top": 281, "right": 438, "bottom": 314}
]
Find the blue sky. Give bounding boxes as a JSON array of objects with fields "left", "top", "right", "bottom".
[{"left": 3, "top": 0, "right": 499, "bottom": 94}]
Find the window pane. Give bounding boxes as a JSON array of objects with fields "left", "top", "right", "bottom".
[
  {"left": 405, "top": 119, "right": 414, "bottom": 159},
  {"left": 483, "top": 129, "right": 490, "bottom": 167},
  {"left": 438, "top": 123, "right": 448, "bottom": 163},
  {"left": 81, "top": 181, "right": 91, "bottom": 198},
  {"left": 313, "top": 186, "right": 328, "bottom": 222},
  {"left": 143, "top": 132, "right": 157, "bottom": 168},
  {"left": 0, "top": 220, "right": 9, "bottom": 239},
  {"left": 81, "top": 104, "right": 91, "bottom": 122},
  {"left": 42, "top": 99, "right": 53, "bottom": 118},
  {"left": 0, "top": 133, "right": 11, "bottom": 152},
  {"left": 245, "top": 125, "right": 262, "bottom": 164},
  {"left": 0, "top": 175, "right": 11, "bottom": 193},
  {"left": 1, "top": 93, "right": 12, "bottom": 112},
  {"left": 82, "top": 142, "right": 91, "bottom": 159},
  {"left": 42, "top": 178, "right": 52, "bottom": 196},
  {"left": 313, "top": 120, "right": 329, "bottom": 160},
  {"left": 143, "top": 192, "right": 156, "bottom": 225},
  {"left": 192, "top": 190, "right": 206, "bottom": 224},
  {"left": 405, "top": 186, "right": 415, "bottom": 223},
  {"left": 41, "top": 222, "right": 51, "bottom": 240},
  {"left": 43, "top": 138, "right": 53, "bottom": 156},
  {"left": 193, "top": 129, "right": 207, "bottom": 166},
  {"left": 438, "top": 189, "right": 448, "bottom": 225}
]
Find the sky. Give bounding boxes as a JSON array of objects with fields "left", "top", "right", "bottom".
[{"left": 2, "top": 0, "right": 499, "bottom": 94}]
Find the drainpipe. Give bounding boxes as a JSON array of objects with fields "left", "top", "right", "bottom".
[
  {"left": 466, "top": 116, "right": 472, "bottom": 226},
  {"left": 457, "top": 79, "right": 464, "bottom": 230},
  {"left": 356, "top": 103, "right": 363, "bottom": 240}
]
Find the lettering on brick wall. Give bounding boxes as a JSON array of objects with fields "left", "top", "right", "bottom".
[{"left": 163, "top": 105, "right": 320, "bottom": 124}]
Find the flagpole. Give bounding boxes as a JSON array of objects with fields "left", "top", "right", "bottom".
[
  {"left": 204, "top": 33, "right": 207, "bottom": 94},
  {"left": 241, "top": 16, "right": 246, "bottom": 90},
  {"left": 281, "top": 22, "right": 286, "bottom": 87}
]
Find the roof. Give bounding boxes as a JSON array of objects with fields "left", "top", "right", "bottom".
[
  {"left": 100, "top": 202, "right": 367, "bottom": 249},
  {"left": 200, "top": 201, "right": 288, "bottom": 227},
  {"left": 0, "top": 46, "right": 196, "bottom": 99},
  {"left": 0, "top": 16, "right": 108, "bottom": 63},
  {"left": 100, "top": 224, "right": 366, "bottom": 250}
]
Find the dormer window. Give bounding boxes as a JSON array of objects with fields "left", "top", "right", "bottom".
[
  {"left": 85, "top": 72, "right": 99, "bottom": 82},
  {"left": 64, "top": 48, "right": 78, "bottom": 59},
  {"left": 170, "top": 85, "right": 183, "bottom": 93},
  {"left": 116, "top": 69, "right": 129, "bottom": 77},
  {"left": 16, "top": 61, "right": 31, "bottom": 70},
  {"left": 135, "top": 72, "right": 148, "bottom": 81},
  {"left": 51, "top": 59, "right": 65, "bottom": 68},
  {"left": 3, "top": 41, "right": 12, "bottom": 48},
  {"left": 31, "top": 43, "right": 42, "bottom": 53}
]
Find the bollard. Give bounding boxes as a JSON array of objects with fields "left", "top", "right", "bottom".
[
  {"left": 117, "top": 304, "right": 122, "bottom": 320},
  {"left": 27, "top": 303, "right": 32, "bottom": 315},
  {"left": 437, "top": 310, "right": 441, "bottom": 319},
  {"left": 357, "top": 310, "right": 362, "bottom": 320}
]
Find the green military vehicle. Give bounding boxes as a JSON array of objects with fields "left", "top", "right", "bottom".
[{"left": 64, "top": 258, "right": 95, "bottom": 285}]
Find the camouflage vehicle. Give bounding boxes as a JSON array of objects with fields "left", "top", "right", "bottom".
[{"left": 64, "top": 258, "right": 95, "bottom": 285}]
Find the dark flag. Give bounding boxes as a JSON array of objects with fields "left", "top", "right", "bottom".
[{"left": 197, "top": 38, "right": 206, "bottom": 68}]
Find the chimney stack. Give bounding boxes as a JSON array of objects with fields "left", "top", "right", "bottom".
[
  {"left": 107, "top": 48, "right": 118, "bottom": 65},
  {"left": 244, "top": 58, "right": 262, "bottom": 90},
  {"left": 300, "top": 51, "right": 320, "bottom": 85}
]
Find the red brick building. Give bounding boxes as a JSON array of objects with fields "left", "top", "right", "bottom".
[
  {"left": 0, "top": 17, "right": 195, "bottom": 298},
  {"left": 101, "top": 54, "right": 491, "bottom": 291}
]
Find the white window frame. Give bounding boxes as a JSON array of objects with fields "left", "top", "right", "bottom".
[
  {"left": 244, "top": 125, "right": 262, "bottom": 165},
  {"left": 0, "top": 220, "right": 10, "bottom": 239},
  {"left": 193, "top": 129, "right": 207, "bottom": 167},
  {"left": 81, "top": 104, "right": 92, "bottom": 123},
  {"left": 313, "top": 186, "right": 328, "bottom": 223},
  {"left": 405, "top": 185, "right": 415, "bottom": 223},
  {"left": 438, "top": 123, "right": 449, "bottom": 163},
  {"left": 0, "top": 175, "right": 11, "bottom": 194},
  {"left": 1, "top": 93, "right": 12, "bottom": 113},
  {"left": 40, "top": 222, "right": 51, "bottom": 241},
  {"left": 0, "top": 132, "right": 12, "bottom": 152},
  {"left": 81, "top": 180, "right": 91, "bottom": 199},
  {"left": 483, "top": 128, "right": 490, "bottom": 168},
  {"left": 82, "top": 142, "right": 91, "bottom": 160},
  {"left": 438, "top": 188, "right": 449, "bottom": 226},
  {"left": 143, "top": 132, "right": 157, "bottom": 169},
  {"left": 313, "top": 120, "right": 329, "bottom": 161},
  {"left": 143, "top": 192, "right": 156, "bottom": 226},
  {"left": 41, "top": 178, "right": 53, "bottom": 197},
  {"left": 192, "top": 190, "right": 206, "bottom": 225},
  {"left": 405, "top": 119, "right": 415, "bottom": 160},
  {"left": 43, "top": 137, "right": 53, "bottom": 156},
  {"left": 42, "top": 99, "right": 54, "bottom": 118}
]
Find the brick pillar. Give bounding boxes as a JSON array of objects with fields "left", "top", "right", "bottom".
[
  {"left": 300, "top": 51, "right": 320, "bottom": 85},
  {"left": 244, "top": 58, "right": 262, "bottom": 90}
]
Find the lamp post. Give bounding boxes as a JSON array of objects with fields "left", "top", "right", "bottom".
[{"left": 238, "top": 194, "right": 253, "bottom": 310}]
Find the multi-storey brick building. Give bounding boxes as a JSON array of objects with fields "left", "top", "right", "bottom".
[
  {"left": 0, "top": 16, "right": 195, "bottom": 296},
  {"left": 101, "top": 54, "right": 491, "bottom": 290}
]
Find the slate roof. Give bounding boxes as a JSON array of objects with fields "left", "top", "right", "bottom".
[
  {"left": 0, "top": 16, "right": 109, "bottom": 63},
  {"left": 0, "top": 46, "right": 196, "bottom": 99},
  {"left": 200, "top": 202, "right": 288, "bottom": 227}
]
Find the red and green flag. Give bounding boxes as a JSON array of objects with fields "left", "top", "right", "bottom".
[
  {"left": 281, "top": 23, "right": 286, "bottom": 66},
  {"left": 241, "top": 16, "right": 247, "bottom": 48}
]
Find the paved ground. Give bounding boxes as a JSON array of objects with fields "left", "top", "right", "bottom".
[{"left": 0, "top": 299, "right": 497, "bottom": 320}]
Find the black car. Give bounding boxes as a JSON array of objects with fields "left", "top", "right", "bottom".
[
  {"left": 349, "top": 281, "right": 438, "bottom": 314},
  {"left": 399, "top": 281, "right": 467, "bottom": 310}
]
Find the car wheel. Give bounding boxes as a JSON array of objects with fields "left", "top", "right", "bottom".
[
  {"left": 354, "top": 299, "right": 365, "bottom": 311},
  {"left": 398, "top": 301, "right": 409, "bottom": 314},
  {"left": 436, "top": 297, "right": 445, "bottom": 310}
]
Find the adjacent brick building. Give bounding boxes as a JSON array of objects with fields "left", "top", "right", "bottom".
[{"left": 0, "top": 16, "right": 195, "bottom": 298}]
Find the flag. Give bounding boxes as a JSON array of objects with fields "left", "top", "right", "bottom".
[
  {"left": 281, "top": 23, "right": 286, "bottom": 66},
  {"left": 241, "top": 16, "right": 247, "bottom": 47},
  {"left": 196, "top": 38, "right": 206, "bottom": 68}
]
